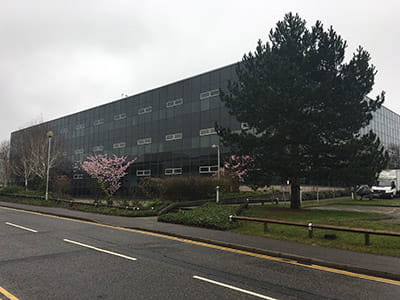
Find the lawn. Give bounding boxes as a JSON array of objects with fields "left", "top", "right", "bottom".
[
  {"left": 231, "top": 206, "right": 400, "bottom": 257},
  {"left": 265, "top": 198, "right": 400, "bottom": 208}
]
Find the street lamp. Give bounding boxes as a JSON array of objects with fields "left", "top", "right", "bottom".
[
  {"left": 211, "top": 143, "right": 220, "bottom": 180},
  {"left": 45, "top": 131, "right": 54, "bottom": 200}
]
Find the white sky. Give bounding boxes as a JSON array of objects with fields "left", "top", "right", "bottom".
[{"left": 1, "top": 0, "right": 399, "bottom": 142}]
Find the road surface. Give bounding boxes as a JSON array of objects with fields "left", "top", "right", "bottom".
[{"left": 0, "top": 206, "right": 399, "bottom": 299}]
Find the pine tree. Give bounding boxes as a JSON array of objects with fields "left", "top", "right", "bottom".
[{"left": 218, "top": 13, "right": 387, "bottom": 209}]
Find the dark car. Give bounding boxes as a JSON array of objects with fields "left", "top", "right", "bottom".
[{"left": 355, "top": 185, "right": 372, "bottom": 199}]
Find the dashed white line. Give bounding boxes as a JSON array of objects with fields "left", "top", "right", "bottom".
[
  {"left": 193, "top": 275, "right": 278, "bottom": 300},
  {"left": 63, "top": 239, "right": 137, "bottom": 261},
  {"left": 5, "top": 222, "right": 38, "bottom": 233}
]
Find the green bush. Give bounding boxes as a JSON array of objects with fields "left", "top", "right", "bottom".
[
  {"left": 158, "top": 203, "right": 239, "bottom": 230},
  {"left": 138, "top": 177, "right": 164, "bottom": 199},
  {"left": 139, "top": 176, "right": 239, "bottom": 202},
  {"left": 0, "top": 185, "right": 26, "bottom": 194},
  {"left": 0, "top": 185, "right": 49, "bottom": 197}
]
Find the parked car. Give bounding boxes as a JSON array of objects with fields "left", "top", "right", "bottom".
[{"left": 355, "top": 185, "right": 372, "bottom": 199}]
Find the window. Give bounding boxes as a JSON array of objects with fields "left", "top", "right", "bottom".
[
  {"left": 199, "top": 165, "right": 219, "bottom": 173},
  {"left": 93, "top": 145, "right": 104, "bottom": 152},
  {"left": 210, "top": 89, "right": 220, "bottom": 97},
  {"left": 241, "top": 122, "right": 250, "bottom": 130},
  {"left": 166, "top": 98, "right": 184, "bottom": 108},
  {"left": 200, "top": 89, "right": 219, "bottom": 100},
  {"left": 136, "top": 169, "right": 151, "bottom": 177},
  {"left": 74, "top": 149, "right": 84, "bottom": 154},
  {"left": 114, "top": 113, "right": 126, "bottom": 121},
  {"left": 73, "top": 174, "right": 83, "bottom": 180},
  {"left": 137, "top": 138, "right": 152, "bottom": 145},
  {"left": 113, "top": 142, "right": 126, "bottom": 149},
  {"left": 138, "top": 106, "right": 152, "bottom": 115},
  {"left": 165, "top": 132, "right": 183, "bottom": 141},
  {"left": 199, "top": 127, "right": 216, "bottom": 136},
  {"left": 93, "top": 119, "right": 104, "bottom": 126},
  {"left": 75, "top": 124, "right": 85, "bottom": 130},
  {"left": 165, "top": 168, "right": 182, "bottom": 175}
]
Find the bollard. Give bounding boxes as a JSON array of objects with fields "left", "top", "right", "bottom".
[
  {"left": 264, "top": 222, "right": 268, "bottom": 233},
  {"left": 365, "top": 233, "right": 370, "bottom": 245},
  {"left": 216, "top": 186, "right": 220, "bottom": 203},
  {"left": 308, "top": 222, "right": 313, "bottom": 238}
]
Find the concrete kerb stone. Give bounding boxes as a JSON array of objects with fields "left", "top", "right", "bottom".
[{"left": 1, "top": 203, "right": 399, "bottom": 282}]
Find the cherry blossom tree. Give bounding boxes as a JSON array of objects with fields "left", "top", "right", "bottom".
[
  {"left": 223, "top": 155, "right": 253, "bottom": 183},
  {"left": 81, "top": 154, "right": 135, "bottom": 204},
  {"left": 223, "top": 155, "right": 271, "bottom": 191}
]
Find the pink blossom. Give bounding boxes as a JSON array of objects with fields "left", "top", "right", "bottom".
[
  {"left": 223, "top": 155, "right": 254, "bottom": 182},
  {"left": 81, "top": 154, "right": 136, "bottom": 198}
]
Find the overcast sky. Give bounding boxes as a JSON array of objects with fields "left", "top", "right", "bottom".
[{"left": 1, "top": 0, "right": 399, "bottom": 142}]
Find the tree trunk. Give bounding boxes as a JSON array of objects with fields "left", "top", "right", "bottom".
[
  {"left": 290, "top": 178, "right": 301, "bottom": 209},
  {"left": 24, "top": 177, "right": 28, "bottom": 192}
]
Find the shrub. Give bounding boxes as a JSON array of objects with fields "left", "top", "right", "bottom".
[
  {"left": 138, "top": 175, "right": 239, "bottom": 202},
  {"left": 53, "top": 175, "right": 72, "bottom": 197},
  {"left": 138, "top": 177, "right": 164, "bottom": 199},
  {"left": 0, "top": 185, "right": 26, "bottom": 194},
  {"left": 158, "top": 203, "right": 239, "bottom": 230}
]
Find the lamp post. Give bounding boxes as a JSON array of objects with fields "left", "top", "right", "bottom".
[
  {"left": 45, "top": 131, "right": 54, "bottom": 200},
  {"left": 211, "top": 144, "right": 220, "bottom": 180}
]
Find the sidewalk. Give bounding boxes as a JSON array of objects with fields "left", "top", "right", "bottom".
[{"left": 1, "top": 201, "right": 399, "bottom": 280}]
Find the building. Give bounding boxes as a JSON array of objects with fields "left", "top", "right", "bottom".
[{"left": 10, "top": 63, "right": 400, "bottom": 195}]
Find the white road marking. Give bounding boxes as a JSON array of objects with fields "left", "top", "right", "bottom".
[
  {"left": 63, "top": 239, "right": 137, "bottom": 261},
  {"left": 193, "top": 275, "right": 278, "bottom": 300},
  {"left": 5, "top": 222, "right": 38, "bottom": 233}
]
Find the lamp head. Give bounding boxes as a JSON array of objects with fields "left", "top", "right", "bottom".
[{"left": 47, "top": 131, "right": 54, "bottom": 138}]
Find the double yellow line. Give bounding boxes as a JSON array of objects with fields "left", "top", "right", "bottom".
[
  {"left": 0, "top": 286, "right": 19, "bottom": 300},
  {"left": 1, "top": 206, "right": 400, "bottom": 287}
]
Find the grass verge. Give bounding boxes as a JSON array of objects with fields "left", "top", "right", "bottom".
[
  {"left": 0, "top": 195, "right": 160, "bottom": 217},
  {"left": 158, "top": 203, "right": 239, "bottom": 230},
  {"left": 264, "top": 198, "right": 400, "bottom": 208},
  {"left": 231, "top": 206, "right": 400, "bottom": 257}
]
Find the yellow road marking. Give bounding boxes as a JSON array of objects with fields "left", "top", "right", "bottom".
[
  {"left": 1, "top": 205, "right": 400, "bottom": 286},
  {"left": 0, "top": 286, "right": 19, "bottom": 300}
]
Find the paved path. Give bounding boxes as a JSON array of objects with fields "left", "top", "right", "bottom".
[{"left": 1, "top": 200, "right": 399, "bottom": 280}]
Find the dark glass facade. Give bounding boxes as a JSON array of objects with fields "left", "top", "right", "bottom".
[{"left": 10, "top": 63, "right": 400, "bottom": 195}]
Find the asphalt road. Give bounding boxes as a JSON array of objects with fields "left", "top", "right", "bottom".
[{"left": 0, "top": 206, "right": 399, "bottom": 300}]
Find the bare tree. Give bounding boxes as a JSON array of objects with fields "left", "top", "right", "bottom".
[
  {"left": 10, "top": 131, "right": 36, "bottom": 190},
  {"left": 0, "top": 140, "right": 12, "bottom": 187},
  {"left": 10, "top": 124, "right": 63, "bottom": 191}
]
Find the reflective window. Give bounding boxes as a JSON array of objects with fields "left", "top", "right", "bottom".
[
  {"left": 199, "top": 127, "right": 217, "bottom": 136},
  {"left": 113, "top": 142, "right": 126, "bottom": 149},
  {"left": 136, "top": 169, "right": 151, "bottom": 176},
  {"left": 137, "top": 138, "right": 152, "bottom": 145},
  {"left": 138, "top": 106, "right": 152, "bottom": 115},
  {"left": 165, "top": 132, "right": 183, "bottom": 141},
  {"left": 114, "top": 113, "right": 126, "bottom": 121},
  {"left": 165, "top": 168, "right": 182, "bottom": 175}
]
